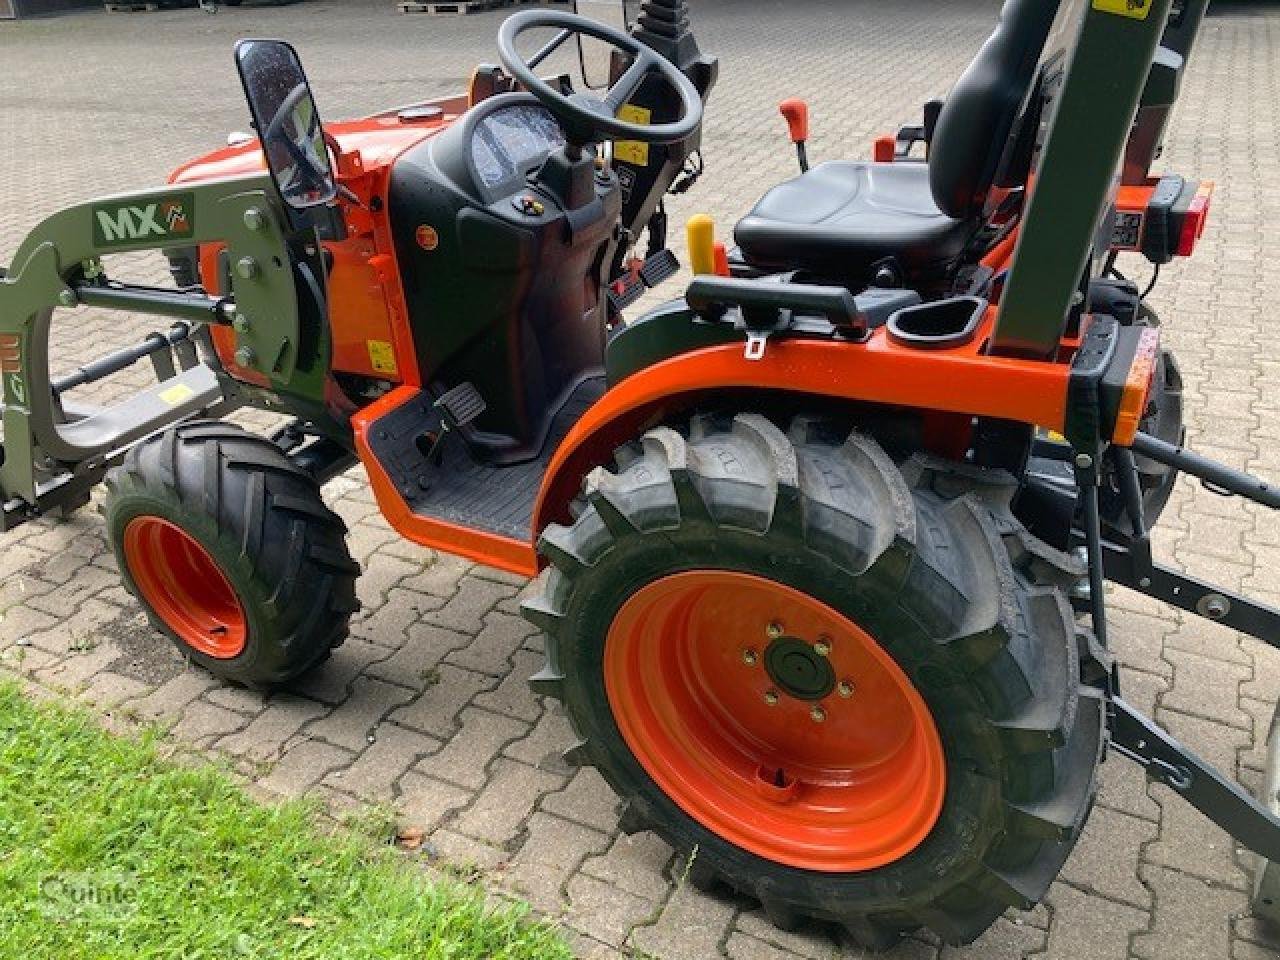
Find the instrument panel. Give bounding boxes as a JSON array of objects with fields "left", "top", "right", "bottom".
[{"left": 470, "top": 103, "right": 567, "bottom": 194}]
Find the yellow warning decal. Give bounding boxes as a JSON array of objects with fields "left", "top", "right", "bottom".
[
  {"left": 1092, "top": 0, "right": 1153, "bottom": 20},
  {"left": 367, "top": 339, "right": 398, "bottom": 376},
  {"left": 159, "top": 383, "right": 195, "bottom": 406},
  {"left": 614, "top": 104, "right": 652, "bottom": 167}
]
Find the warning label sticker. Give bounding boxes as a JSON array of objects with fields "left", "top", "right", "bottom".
[
  {"left": 367, "top": 340, "right": 398, "bottom": 376},
  {"left": 1093, "top": 0, "right": 1154, "bottom": 20},
  {"left": 614, "top": 104, "right": 652, "bottom": 167}
]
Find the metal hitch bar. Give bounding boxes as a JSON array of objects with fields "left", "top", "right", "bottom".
[
  {"left": 1111, "top": 697, "right": 1280, "bottom": 863},
  {"left": 1109, "top": 431, "right": 1280, "bottom": 650}
]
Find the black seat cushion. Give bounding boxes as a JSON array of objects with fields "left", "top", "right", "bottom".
[{"left": 735, "top": 162, "right": 975, "bottom": 282}]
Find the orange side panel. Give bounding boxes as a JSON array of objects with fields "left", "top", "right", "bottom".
[
  {"left": 326, "top": 238, "right": 401, "bottom": 380},
  {"left": 351, "top": 387, "right": 540, "bottom": 577}
]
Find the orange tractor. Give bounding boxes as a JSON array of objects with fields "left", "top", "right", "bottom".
[{"left": 3, "top": 0, "right": 1278, "bottom": 949}]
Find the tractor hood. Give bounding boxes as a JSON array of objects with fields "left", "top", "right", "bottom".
[{"left": 169, "top": 114, "right": 454, "bottom": 187}]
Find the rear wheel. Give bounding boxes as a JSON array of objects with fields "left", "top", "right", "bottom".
[
  {"left": 524, "top": 413, "right": 1105, "bottom": 949},
  {"left": 104, "top": 422, "right": 360, "bottom": 688}
]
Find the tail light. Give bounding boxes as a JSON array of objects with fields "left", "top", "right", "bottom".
[
  {"left": 1176, "top": 182, "right": 1214, "bottom": 258},
  {"left": 1111, "top": 176, "right": 1214, "bottom": 264}
]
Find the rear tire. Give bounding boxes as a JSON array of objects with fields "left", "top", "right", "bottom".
[
  {"left": 104, "top": 422, "right": 360, "bottom": 688},
  {"left": 524, "top": 413, "right": 1105, "bottom": 950}
]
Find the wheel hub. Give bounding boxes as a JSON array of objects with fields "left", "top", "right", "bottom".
[
  {"left": 122, "top": 516, "right": 247, "bottom": 660},
  {"left": 604, "top": 570, "right": 946, "bottom": 873},
  {"left": 764, "top": 637, "right": 835, "bottom": 701}
]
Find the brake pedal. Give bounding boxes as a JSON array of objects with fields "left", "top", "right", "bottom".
[
  {"left": 640, "top": 248, "right": 681, "bottom": 288},
  {"left": 609, "top": 272, "right": 647, "bottom": 312},
  {"left": 434, "top": 382, "right": 486, "bottom": 431}
]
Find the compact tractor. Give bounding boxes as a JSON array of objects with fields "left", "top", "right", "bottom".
[{"left": 3, "top": 0, "right": 1278, "bottom": 949}]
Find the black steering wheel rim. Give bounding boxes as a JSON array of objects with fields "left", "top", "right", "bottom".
[{"left": 497, "top": 10, "right": 703, "bottom": 145}]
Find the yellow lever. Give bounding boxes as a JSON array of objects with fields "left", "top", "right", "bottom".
[{"left": 687, "top": 214, "right": 717, "bottom": 276}]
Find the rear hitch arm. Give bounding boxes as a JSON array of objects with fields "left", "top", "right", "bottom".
[{"left": 1110, "top": 697, "right": 1280, "bottom": 863}]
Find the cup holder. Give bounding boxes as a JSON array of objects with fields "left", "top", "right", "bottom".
[{"left": 886, "top": 296, "right": 988, "bottom": 350}]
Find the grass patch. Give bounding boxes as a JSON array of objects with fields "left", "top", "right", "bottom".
[{"left": 0, "top": 682, "right": 571, "bottom": 960}]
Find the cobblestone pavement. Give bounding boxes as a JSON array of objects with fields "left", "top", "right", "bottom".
[{"left": 3, "top": 1, "right": 1280, "bottom": 957}]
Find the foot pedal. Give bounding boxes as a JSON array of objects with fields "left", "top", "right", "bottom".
[
  {"left": 640, "top": 248, "right": 680, "bottom": 288},
  {"left": 609, "top": 277, "right": 646, "bottom": 312},
  {"left": 434, "top": 382, "right": 486, "bottom": 430}
]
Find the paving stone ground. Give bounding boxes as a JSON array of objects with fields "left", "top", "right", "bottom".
[{"left": 3, "top": 2, "right": 1280, "bottom": 957}]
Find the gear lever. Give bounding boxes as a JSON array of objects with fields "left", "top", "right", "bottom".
[{"left": 779, "top": 99, "right": 811, "bottom": 173}]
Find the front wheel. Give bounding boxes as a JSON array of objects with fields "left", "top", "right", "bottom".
[
  {"left": 104, "top": 422, "right": 360, "bottom": 688},
  {"left": 524, "top": 414, "right": 1105, "bottom": 950}
]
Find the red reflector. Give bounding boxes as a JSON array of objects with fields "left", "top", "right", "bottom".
[
  {"left": 873, "top": 136, "right": 896, "bottom": 164},
  {"left": 1176, "top": 183, "right": 1214, "bottom": 257}
]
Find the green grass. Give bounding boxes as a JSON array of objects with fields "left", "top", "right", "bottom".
[{"left": 0, "top": 682, "right": 571, "bottom": 960}]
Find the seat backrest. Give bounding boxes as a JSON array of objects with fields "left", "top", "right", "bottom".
[{"left": 929, "top": 0, "right": 1062, "bottom": 221}]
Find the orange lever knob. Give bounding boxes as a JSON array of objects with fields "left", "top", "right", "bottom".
[{"left": 779, "top": 98, "right": 810, "bottom": 144}]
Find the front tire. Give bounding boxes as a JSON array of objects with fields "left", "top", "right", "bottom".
[
  {"left": 523, "top": 414, "right": 1105, "bottom": 950},
  {"left": 104, "top": 422, "right": 360, "bottom": 688}
]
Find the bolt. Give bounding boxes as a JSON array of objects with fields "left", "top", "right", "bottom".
[
  {"left": 1075, "top": 453, "right": 1094, "bottom": 470},
  {"left": 1139, "top": 577, "right": 1152, "bottom": 589},
  {"left": 234, "top": 346, "right": 257, "bottom": 368},
  {"left": 232, "top": 314, "right": 251, "bottom": 334},
  {"left": 236, "top": 257, "right": 260, "bottom": 280},
  {"left": 243, "top": 208, "right": 266, "bottom": 231},
  {"left": 810, "top": 706, "right": 827, "bottom": 723},
  {"left": 813, "top": 637, "right": 832, "bottom": 657},
  {"left": 766, "top": 622, "right": 784, "bottom": 640},
  {"left": 57, "top": 289, "right": 77, "bottom": 308},
  {"left": 742, "top": 648, "right": 759, "bottom": 667},
  {"left": 1199, "top": 594, "right": 1231, "bottom": 620},
  {"left": 838, "top": 680, "right": 855, "bottom": 699},
  {"left": 763, "top": 690, "right": 779, "bottom": 707}
]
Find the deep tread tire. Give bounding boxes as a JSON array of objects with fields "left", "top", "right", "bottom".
[
  {"left": 103, "top": 421, "right": 360, "bottom": 688},
  {"left": 523, "top": 413, "right": 1105, "bottom": 950}
]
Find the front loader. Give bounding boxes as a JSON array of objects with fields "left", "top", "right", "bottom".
[{"left": 2, "top": 0, "right": 1280, "bottom": 950}]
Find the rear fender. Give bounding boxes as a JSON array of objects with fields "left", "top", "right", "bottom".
[
  {"left": 533, "top": 318, "right": 1073, "bottom": 537},
  {"left": 0, "top": 177, "right": 293, "bottom": 505}
]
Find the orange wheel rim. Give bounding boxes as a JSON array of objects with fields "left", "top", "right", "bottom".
[
  {"left": 605, "top": 571, "right": 946, "bottom": 872},
  {"left": 122, "top": 517, "right": 247, "bottom": 660}
]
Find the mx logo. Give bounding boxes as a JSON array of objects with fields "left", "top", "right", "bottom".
[{"left": 92, "top": 193, "right": 196, "bottom": 248}]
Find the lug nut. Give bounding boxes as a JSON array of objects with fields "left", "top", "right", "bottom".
[
  {"left": 742, "top": 648, "right": 759, "bottom": 666},
  {"left": 813, "top": 637, "right": 831, "bottom": 657},
  {"left": 766, "top": 622, "right": 784, "bottom": 640},
  {"left": 838, "top": 680, "right": 855, "bottom": 699},
  {"left": 763, "top": 690, "right": 780, "bottom": 707},
  {"left": 810, "top": 706, "right": 827, "bottom": 723}
]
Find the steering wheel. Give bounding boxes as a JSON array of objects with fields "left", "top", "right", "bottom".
[{"left": 497, "top": 11, "right": 703, "bottom": 146}]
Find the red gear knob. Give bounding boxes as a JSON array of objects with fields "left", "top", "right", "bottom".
[{"left": 779, "top": 98, "right": 810, "bottom": 144}]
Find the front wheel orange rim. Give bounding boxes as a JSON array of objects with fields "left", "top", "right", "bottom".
[
  {"left": 123, "top": 517, "right": 248, "bottom": 660},
  {"left": 604, "top": 571, "right": 946, "bottom": 873}
]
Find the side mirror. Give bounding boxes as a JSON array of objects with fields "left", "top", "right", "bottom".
[{"left": 234, "top": 40, "right": 336, "bottom": 216}]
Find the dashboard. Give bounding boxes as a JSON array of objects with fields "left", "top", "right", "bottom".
[{"left": 469, "top": 103, "right": 567, "bottom": 195}]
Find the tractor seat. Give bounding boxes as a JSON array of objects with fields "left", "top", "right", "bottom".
[
  {"left": 735, "top": 0, "right": 1060, "bottom": 288},
  {"left": 734, "top": 162, "right": 974, "bottom": 283}
]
